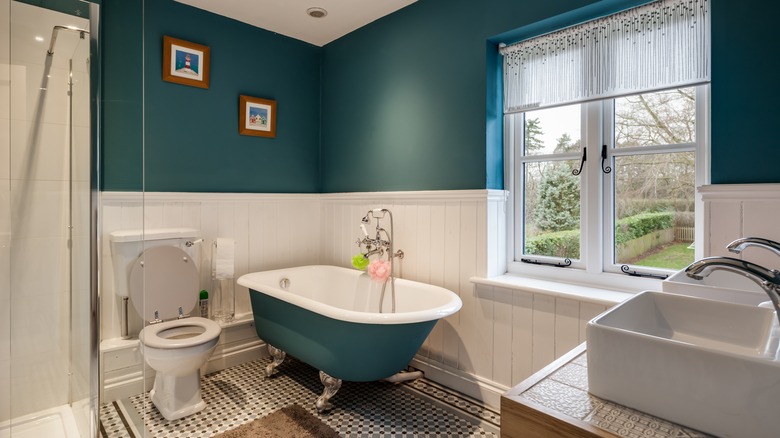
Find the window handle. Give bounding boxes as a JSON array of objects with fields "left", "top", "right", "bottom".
[
  {"left": 620, "top": 265, "right": 668, "bottom": 279},
  {"left": 521, "top": 258, "right": 572, "bottom": 268},
  {"left": 601, "top": 144, "right": 612, "bottom": 174},
  {"left": 572, "top": 147, "right": 586, "bottom": 176}
]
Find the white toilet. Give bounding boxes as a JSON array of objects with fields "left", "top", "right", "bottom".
[{"left": 110, "top": 228, "right": 222, "bottom": 421}]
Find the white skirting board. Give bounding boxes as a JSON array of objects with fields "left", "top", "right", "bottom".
[{"left": 410, "top": 356, "right": 509, "bottom": 410}]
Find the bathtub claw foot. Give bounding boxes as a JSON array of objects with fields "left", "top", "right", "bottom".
[
  {"left": 315, "top": 371, "right": 342, "bottom": 412},
  {"left": 265, "top": 344, "right": 286, "bottom": 377}
]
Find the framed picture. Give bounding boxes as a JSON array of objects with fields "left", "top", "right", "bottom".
[
  {"left": 239, "top": 95, "right": 277, "bottom": 138},
  {"left": 162, "top": 36, "right": 210, "bottom": 89}
]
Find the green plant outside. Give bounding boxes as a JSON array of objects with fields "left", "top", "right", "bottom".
[
  {"left": 614, "top": 212, "right": 674, "bottom": 245},
  {"left": 526, "top": 211, "right": 675, "bottom": 260}
]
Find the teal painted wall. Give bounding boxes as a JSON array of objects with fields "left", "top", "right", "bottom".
[
  {"left": 102, "top": 0, "right": 780, "bottom": 193},
  {"left": 16, "top": 0, "right": 91, "bottom": 17},
  {"left": 102, "top": 0, "right": 142, "bottom": 191},
  {"left": 102, "top": 0, "right": 321, "bottom": 192},
  {"left": 320, "top": 0, "right": 599, "bottom": 192},
  {"left": 709, "top": 0, "right": 780, "bottom": 184}
]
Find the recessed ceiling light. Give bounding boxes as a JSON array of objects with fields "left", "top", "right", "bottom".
[{"left": 306, "top": 7, "right": 327, "bottom": 18}]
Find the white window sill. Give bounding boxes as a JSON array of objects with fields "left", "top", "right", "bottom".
[{"left": 470, "top": 274, "right": 636, "bottom": 306}]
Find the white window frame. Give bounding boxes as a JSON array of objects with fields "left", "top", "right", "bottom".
[{"left": 505, "top": 85, "right": 710, "bottom": 292}]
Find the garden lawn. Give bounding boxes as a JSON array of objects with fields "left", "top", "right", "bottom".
[{"left": 633, "top": 241, "right": 694, "bottom": 271}]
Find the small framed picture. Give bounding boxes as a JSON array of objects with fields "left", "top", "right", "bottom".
[
  {"left": 162, "top": 36, "right": 210, "bottom": 89},
  {"left": 239, "top": 95, "right": 277, "bottom": 138}
]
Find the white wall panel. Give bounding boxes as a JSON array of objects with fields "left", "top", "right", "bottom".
[
  {"left": 101, "top": 190, "right": 621, "bottom": 407},
  {"left": 318, "top": 191, "right": 615, "bottom": 405},
  {"left": 100, "top": 193, "right": 321, "bottom": 340},
  {"left": 702, "top": 184, "right": 780, "bottom": 267},
  {"left": 554, "top": 297, "right": 580, "bottom": 358},
  {"left": 531, "top": 294, "right": 555, "bottom": 372},
  {"left": 491, "top": 286, "right": 513, "bottom": 387},
  {"left": 510, "top": 289, "right": 534, "bottom": 385}
]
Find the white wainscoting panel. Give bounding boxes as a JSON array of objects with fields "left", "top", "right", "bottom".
[
  {"left": 319, "top": 191, "right": 612, "bottom": 408},
  {"left": 701, "top": 184, "right": 780, "bottom": 269},
  {"left": 100, "top": 189, "right": 617, "bottom": 409},
  {"left": 100, "top": 192, "right": 321, "bottom": 340}
]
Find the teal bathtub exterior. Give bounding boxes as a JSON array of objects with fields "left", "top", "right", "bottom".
[{"left": 249, "top": 289, "right": 437, "bottom": 381}]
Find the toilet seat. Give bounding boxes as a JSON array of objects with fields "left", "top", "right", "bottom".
[
  {"left": 128, "top": 245, "right": 199, "bottom": 322},
  {"left": 140, "top": 317, "right": 221, "bottom": 349}
]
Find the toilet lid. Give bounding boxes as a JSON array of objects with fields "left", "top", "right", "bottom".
[{"left": 129, "top": 246, "right": 199, "bottom": 322}]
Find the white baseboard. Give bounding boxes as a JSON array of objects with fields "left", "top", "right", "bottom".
[
  {"left": 101, "top": 337, "right": 267, "bottom": 403},
  {"left": 203, "top": 340, "right": 267, "bottom": 374},
  {"left": 410, "top": 356, "right": 509, "bottom": 410}
]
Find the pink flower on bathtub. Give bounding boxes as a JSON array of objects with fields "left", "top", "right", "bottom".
[{"left": 367, "top": 259, "right": 391, "bottom": 282}]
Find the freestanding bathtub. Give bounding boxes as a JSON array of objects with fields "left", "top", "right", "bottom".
[{"left": 237, "top": 265, "right": 462, "bottom": 411}]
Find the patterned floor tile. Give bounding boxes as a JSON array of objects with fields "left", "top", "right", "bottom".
[{"left": 100, "top": 356, "right": 499, "bottom": 437}]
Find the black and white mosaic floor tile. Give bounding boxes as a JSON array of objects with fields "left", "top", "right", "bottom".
[{"left": 100, "top": 356, "right": 499, "bottom": 437}]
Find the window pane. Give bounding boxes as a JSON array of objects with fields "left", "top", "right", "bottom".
[
  {"left": 524, "top": 160, "right": 581, "bottom": 259},
  {"left": 613, "top": 152, "right": 695, "bottom": 269},
  {"left": 524, "top": 105, "right": 581, "bottom": 156},
  {"left": 615, "top": 88, "right": 696, "bottom": 148}
]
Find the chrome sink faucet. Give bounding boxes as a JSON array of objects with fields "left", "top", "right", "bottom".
[
  {"left": 685, "top": 257, "right": 780, "bottom": 327},
  {"left": 727, "top": 237, "right": 780, "bottom": 257}
]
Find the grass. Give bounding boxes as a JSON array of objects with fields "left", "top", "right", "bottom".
[{"left": 632, "top": 241, "right": 694, "bottom": 271}]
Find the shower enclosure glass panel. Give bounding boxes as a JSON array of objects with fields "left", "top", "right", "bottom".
[{"left": 2, "top": 0, "right": 98, "bottom": 436}]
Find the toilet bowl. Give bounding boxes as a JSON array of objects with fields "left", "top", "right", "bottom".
[
  {"left": 140, "top": 318, "right": 221, "bottom": 420},
  {"left": 110, "top": 228, "right": 222, "bottom": 421}
]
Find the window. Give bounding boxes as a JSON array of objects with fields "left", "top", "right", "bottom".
[
  {"left": 510, "top": 86, "right": 706, "bottom": 280},
  {"left": 501, "top": 0, "right": 710, "bottom": 285}
]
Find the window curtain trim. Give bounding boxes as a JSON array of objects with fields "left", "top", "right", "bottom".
[
  {"left": 503, "top": 80, "right": 709, "bottom": 116},
  {"left": 502, "top": 0, "right": 710, "bottom": 113}
]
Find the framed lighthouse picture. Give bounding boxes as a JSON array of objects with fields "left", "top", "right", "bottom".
[
  {"left": 162, "top": 36, "right": 210, "bottom": 89},
  {"left": 239, "top": 95, "right": 276, "bottom": 137}
]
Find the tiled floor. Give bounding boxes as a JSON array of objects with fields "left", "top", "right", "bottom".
[{"left": 99, "top": 356, "right": 500, "bottom": 437}]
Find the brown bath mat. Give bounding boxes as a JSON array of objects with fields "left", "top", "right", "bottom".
[{"left": 214, "top": 404, "right": 340, "bottom": 438}]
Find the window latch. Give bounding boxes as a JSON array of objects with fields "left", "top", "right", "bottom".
[
  {"left": 521, "top": 258, "right": 572, "bottom": 268},
  {"left": 620, "top": 265, "right": 668, "bottom": 279},
  {"left": 601, "top": 144, "right": 612, "bottom": 174},
  {"left": 572, "top": 147, "right": 586, "bottom": 176}
]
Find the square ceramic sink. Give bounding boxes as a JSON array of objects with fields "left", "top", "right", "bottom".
[
  {"left": 663, "top": 269, "right": 767, "bottom": 306},
  {"left": 587, "top": 291, "right": 779, "bottom": 438}
]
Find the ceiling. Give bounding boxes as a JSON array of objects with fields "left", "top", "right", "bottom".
[{"left": 174, "top": 0, "right": 417, "bottom": 47}]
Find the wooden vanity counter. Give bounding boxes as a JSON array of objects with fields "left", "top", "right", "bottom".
[{"left": 501, "top": 343, "right": 712, "bottom": 438}]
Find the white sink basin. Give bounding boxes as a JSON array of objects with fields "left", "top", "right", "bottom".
[
  {"left": 663, "top": 269, "right": 767, "bottom": 306},
  {"left": 587, "top": 291, "right": 779, "bottom": 438}
]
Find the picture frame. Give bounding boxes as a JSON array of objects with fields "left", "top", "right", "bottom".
[
  {"left": 162, "top": 36, "right": 210, "bottom": 89},
  {"left": 239, "top": 95, "right": 277, "bottom": 138}
]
